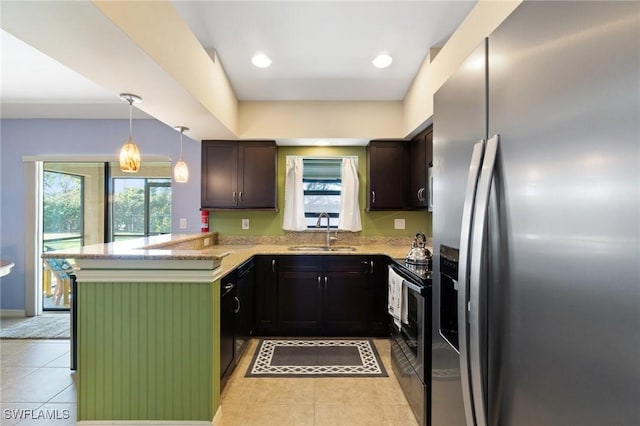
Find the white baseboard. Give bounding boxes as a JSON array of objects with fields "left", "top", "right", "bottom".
[{"left": 1, "top": 309, "right": 26, "bottom": 318}]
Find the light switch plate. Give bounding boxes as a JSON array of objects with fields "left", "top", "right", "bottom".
[
  {"left": 179, "top": 218, "right": 187, "bottom": 229},
  {"left": 242, "top": 218, "right": 250, "bottom": 230},
  {"left": 394, "top": 218, "right": 405, "bottom": 230}
]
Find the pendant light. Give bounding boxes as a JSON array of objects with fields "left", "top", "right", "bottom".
[
  {"left": 119, "top": 93, "right": 142, "bottom": 173},
  {"left": 173, "top": 126, "right": 190, "bottom": 183}
]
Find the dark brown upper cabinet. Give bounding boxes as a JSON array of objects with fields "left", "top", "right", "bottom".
[
  {"left": 366, "top": 139, "right": 409, "bottom": 211},
  {"left": 201, "top": 140, "right": 277, "bottom": 209},
  {"left": 408, "top": 126, "right": 433, "bottom": 210}
]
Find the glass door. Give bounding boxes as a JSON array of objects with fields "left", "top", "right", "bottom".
[{"left": 42, "top": 169, "right": 83, "bottom": 311}]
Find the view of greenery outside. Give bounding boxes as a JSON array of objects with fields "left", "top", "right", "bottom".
[
  {"left": 43, "top": 171, "right": 83, "bottom": 251},
  {"left": 302, "top": 158, "right": 342, "bottom": 228},
  {"left": 303, "top": 180, "right": 341, "bottom": 228},
  {"left": 113, "top": 178, "right": 171, "bottom": 240}
]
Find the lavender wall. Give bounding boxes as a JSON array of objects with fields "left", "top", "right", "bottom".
[{"left": 0, "top": 119, "right": 202, "bottom": 311}]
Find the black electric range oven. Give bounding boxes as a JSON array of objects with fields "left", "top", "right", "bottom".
[{"left": 388, "top": 258, "right": 432, "bottom": 426}]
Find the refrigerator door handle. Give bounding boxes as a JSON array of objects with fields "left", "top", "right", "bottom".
[
  {"left": 457, "top": 139, "right": 486, "bottom": 426},
  {"left": 469, "top": 134, "right": 499, "bottom": 426},
  {"left": 427, "top": 167, "right": 434, "bottom": 211}
]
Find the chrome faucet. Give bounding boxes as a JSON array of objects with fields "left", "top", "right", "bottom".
[{"left": 316, "top": 212, "right": 337, "bottom": 248}]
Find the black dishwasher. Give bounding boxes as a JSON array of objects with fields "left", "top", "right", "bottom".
[
  {"left": 234, "top": 259, "right": 255, "bottom": 360},
  {"left": 220, "top": 259, "right": 255, "bottom": 389},
  {"left": 220, "top": 273, "right": 236, "bottom": 389}
]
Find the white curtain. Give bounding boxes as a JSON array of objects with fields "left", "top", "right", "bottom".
[
  {"left": 282, "top": 156, "right": 307, "bottom": 231},
  {"left": 338, "top": 157, "right": 362, "bottom": 231}
]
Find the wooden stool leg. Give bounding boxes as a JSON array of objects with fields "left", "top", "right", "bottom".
[
  {"left": 43, "top": 268, "right": 53, "bottom": 297},
  {"left": 62, "top": 278, "right": 70, "bottom": 307}
]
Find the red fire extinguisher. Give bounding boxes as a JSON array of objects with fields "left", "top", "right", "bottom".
[{"left": 200, "top": 210, "right": 209, "bottom": 233}]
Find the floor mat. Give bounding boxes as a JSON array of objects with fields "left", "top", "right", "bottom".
[
  {"left": 246, "top": 338, "right": 387, "bottom": 377},
  {"left": 0, "top": 314, "right": 70, "bottom": 339}
]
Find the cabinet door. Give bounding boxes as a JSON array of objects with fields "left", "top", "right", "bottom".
[
  {"left": 201, "top": 141, "right": 238, "bottom": 208},
  {"left": 254, "top": 256, "right": 278, "bottom": 334},
  {"left": 409, "top": 128, "right": 433, "bottom": 209},
  {"left": 238, "top": 142, "right": 277, "bottom": 209},
  {"left": 278, "top": 271, "right": 322, "bottom": 334},
  {"left": 323, "top": 271, "right": 368, "bottom": 335},
  {"left": 368, "top": 255, "right": 390, "bottom": 336},
  {"left": 367, "top": 140, "right": 408, "bottom": 210},
  {"left": 323, "top": 256, "right": 369, "bottom": 335}
]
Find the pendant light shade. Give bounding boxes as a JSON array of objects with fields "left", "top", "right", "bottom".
[
  {"left": 119, "top": 93, "right": 142, "bottom": 173},
  {"left": 174, "top": 126, "right": 190, "bottom": 183}
]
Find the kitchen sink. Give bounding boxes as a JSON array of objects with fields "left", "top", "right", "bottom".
[{"left": 288, "top": 245, "right": 357, "bottom": 252}]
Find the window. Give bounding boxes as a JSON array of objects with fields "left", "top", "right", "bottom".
[
  {"left": 283, "top": 156, "right": 360, "bottom": 232},
  {"left": 112, "top": 178, "right": 171, "bottom": 241},
  {"left": 303, "top": 158, "right": 342, "bottom": 228}
]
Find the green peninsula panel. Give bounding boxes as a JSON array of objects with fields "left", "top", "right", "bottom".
[{"left": 77, "top": 280, "right": 217, "bottom": 421}]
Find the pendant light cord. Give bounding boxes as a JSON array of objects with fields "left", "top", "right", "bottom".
[{"left": 128, "top": 98, "right": 133, "bottom": 139}]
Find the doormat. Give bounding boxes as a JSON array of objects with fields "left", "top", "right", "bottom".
[
  {"left": 246, "top": 338, "right": 387, "bottom": 377},
  {"left": 0, "top": 314, "right": 70, "bottom": 339}
]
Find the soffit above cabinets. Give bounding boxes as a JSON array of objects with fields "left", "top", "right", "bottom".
[{"left": 0, "top": 1, "right": 477, "bottom": 141}]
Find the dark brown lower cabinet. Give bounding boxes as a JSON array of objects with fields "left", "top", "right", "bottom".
[
  {"left": 323, "top": 270, "right": 368, "bottom": 335},
  {"left": 254, "top": 256, "right": 278, "bottom": 334},
  {"left": 368, "top": 255, "right": 390, "bottom": 335},
  {"left": 277, "top": 271, "right": 322, "bottom": 333},
  {"left": 322, "top": 256, "right": 370, "bottom": 335},
  {"left": 257, "top": 255, "right": 388, "bottom": 336}
]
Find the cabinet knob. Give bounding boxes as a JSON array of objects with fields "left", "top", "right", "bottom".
[
  {"left": 272, "top": 259, "right": 276, "bottom": 273},
  {"left": 371, "top": 191, "right": 376, "bottom": 204},
  {"left": 239, "top": 191, "right": 243, "bottom": 203}
]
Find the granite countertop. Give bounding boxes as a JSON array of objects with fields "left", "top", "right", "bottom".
[
  {"left": 210, "top": 243, "right": 413, "bottom": 279},
  {"left": 41, "top": 232, "right": 427, "bottom": 280},
  {"left": 41, "top": 233, "right": 222, "bottom": 261}
]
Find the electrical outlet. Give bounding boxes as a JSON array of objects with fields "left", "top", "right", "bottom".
[
  {"left": 394, "top": 218, "right": 405, "bottom": 230},
  {"left": 242, "top": 218, "right": 250, "bottom": 230},
  {"left": 203, "top": 237, "right": 211, "bottom": 247},
  {"left": 179, "top": 218, "right": 187, "bottom": 229}
]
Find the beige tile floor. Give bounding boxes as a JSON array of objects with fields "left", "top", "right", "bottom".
[
  {"left": 0, "top": 339, "right": 76, "bottom": 425},
  {"left": 218, "top": 338, "right": 418, "bottom": 426},
  {"left": 0, "top": 336, "right": 417, "bottom": 426}
]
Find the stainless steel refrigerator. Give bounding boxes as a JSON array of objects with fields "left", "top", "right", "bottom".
[{"left": 431, "top": 2, "right": 640, "bottom": 425}]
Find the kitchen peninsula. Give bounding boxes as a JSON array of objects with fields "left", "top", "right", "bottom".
[{"left": 43, "top": 232, "right": 412, "bottom": 424}]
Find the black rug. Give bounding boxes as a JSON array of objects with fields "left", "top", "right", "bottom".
[{"left": 246, "top": 338, "right": 388, "bottom": 377}]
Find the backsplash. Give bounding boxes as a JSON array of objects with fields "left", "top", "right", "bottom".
[{"left": 217, "top": 232, "right": 432, "bottom": 249}]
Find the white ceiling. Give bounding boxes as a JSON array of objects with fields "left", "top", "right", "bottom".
[
  {"left": 0, "top": 1, "right": 476, "bottom": 129},
  {"left": 173, "top": 1, "right": 476, "bottom": 101}
]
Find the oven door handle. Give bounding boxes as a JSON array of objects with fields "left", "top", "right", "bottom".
[
  {"left": 403, "top": 279, "right": 423, "bottom": 294},
  {"left": 390, "top": 266, "right": 425, "bottom": 295}
]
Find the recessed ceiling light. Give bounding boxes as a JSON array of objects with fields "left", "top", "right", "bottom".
[
  {"left": 372, "top": 53, "right": 393, "bottom": 69},
  {"left": 252, "top": 53, "right": 272, "bottom": 68}
]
